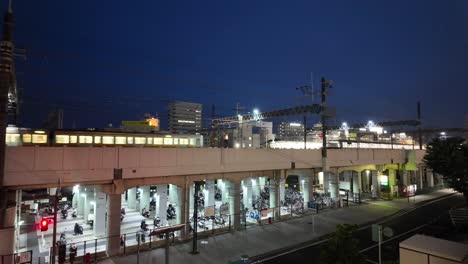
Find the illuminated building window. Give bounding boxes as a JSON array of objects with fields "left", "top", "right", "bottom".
[
  {"left": 32, "top": 134, "right": 47, "bottom": 144},
  {"left": 135, "top": 137, "right": 146, "bottom": 144},
  {"left": 127, "top": 137, "right": 134, "bottom": 144},
  {"left": 147, "top": 137, "right": 153, "bottom": 144},
  {"left": 70, "top": 136, "right": 78, "bottom": 144},
  {"left": 180, "top": 138, "right": 189, "bottom": 145},
  {"left": 173, "top": 138, "right": 179, "bottom": 145},
  {"left": 22, "top": 134, "right": 32, "bottom": 143},
  {"left": 102, "top": 136, "right": 114, "bottom": 144},
  {"left": 164, "top": 137, "right": 173, "bottom": 145},
  {"left": 79, "top": 136, "right": 93, "bottom": 144},
  {"left": 154, "top": 138, "right": 163, "bottom": 145},
  {"left": 94, "top": 136, "right": 101, "bottom": 144},
  {"left": 115, "top": 136, "right": 126, "bottom": 144},
  {"left": 55, "top": 135, "right": 70, "bottom": 144},
  {"left": 177, "top": 120, "right": 195, "bottom": 124}
]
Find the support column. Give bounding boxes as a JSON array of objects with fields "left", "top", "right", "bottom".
[
  {"left": 127, "top": 188, "right": 136, "bottom": 210},
  {"left": 269, "top": 178, "right": 279, "bottom": 220},
  {"left": 417, "top": 166, "right": 424, "bottom": 190},
  {"left": 157, "top": 184, "right": 168, "bottom": 226},
  {"left": 401, "top": 171, "right": 409, "bottom": 186},
  {"left": 83, "top": 189, "right": 92, "bottom": 225},
  {"left": 388, "top": 169, "right": 396, "bottom": 198},
  {"left": 121, "top": 192, "right": 126, "bottom": 205},
  {"left": 205, "top": 180, "right": 215, "bottom": 208},
  {"left": 106, "top": 194, "right": 121, "bottom": 256},
  {"left": 371, "top": 171, "right": 379, "bottom": 198},
  {"left": 307, "top": 171, "right": 315, "bottom": 203},
  {"left": 330, "top": 168, "right": 339, "bottom": 198},
  {"left": 180, "top": 180, "right": 189, "bottom": 240},
  {"left": 72, "top": 186, "right": 80, "bottom": 209},
  {"left": 427, "top": 169, "right": 434, "bottom": 187},
  {"left": 352, "top": 171, "right": 360, "bottom": 197},
  {"left": 231, "top": 181, "right": 241, "bottom": 229},
  {"left": 0, "top": 190, "right": 17, "bottom": 257},
  {"left": 140, "top": 186, "right": 150, "bottom": 212},
  {"left": 94, "top": 191, "right": 106, "bottom": 237},
  {"left": 77, "top": 188, "right": 84, "bottom": 216}
]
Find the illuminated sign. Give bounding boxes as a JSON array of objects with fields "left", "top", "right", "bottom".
[
  {"left": 289, "top": 123, "right": 301, "bottom": 127},
  {"left": 380, "top": 175, "right": 389, "bottom": 186}
]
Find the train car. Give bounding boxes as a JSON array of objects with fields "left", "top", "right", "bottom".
[
  {"left": 52, "top": 129, "right": 203, "bottom": 148},
  {"left": 5, "top": 126, "right": 203, "bottom": 148},
  {"left": 6, "top": 125, "right": 48, "bottom": 146}
]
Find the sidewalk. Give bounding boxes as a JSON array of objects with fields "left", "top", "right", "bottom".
[{"left": 101, "top": 189, "right": 457, "bottom": 264}]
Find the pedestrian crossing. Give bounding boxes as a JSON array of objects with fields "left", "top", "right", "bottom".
[{"left": 449, "top": 207, "right": 468, "bottom": 226}]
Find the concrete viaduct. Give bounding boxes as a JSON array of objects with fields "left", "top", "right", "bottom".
[{"left": 0, "top": 146, "right": 436, "bottom": 257}]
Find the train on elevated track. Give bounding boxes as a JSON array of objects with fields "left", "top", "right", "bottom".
[{"left": 5, "top": 126, "right": 204, "bottom": 147}]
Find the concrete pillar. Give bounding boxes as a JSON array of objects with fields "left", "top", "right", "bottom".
[
  {"left": 307, "top": 171, "right": 315, "bottom": 202},
  {"left": 72, "top": 186, "right": 80, "bottom": 209},
  {"left": 371, "top": 171, "right": 379, "bottom": 198},
  {"left": 279, "top": 179, "right": 285, "bottom": 208},
  {"left": 121, "top": 192, "right": 126, "bottom": 205},
  {"left": 180, "top": 181, "right": 189, "bottom": 240},
  {"left": 140, "top": 186, "right": 150, "bottom": 212},
  {"left": 401, "top": 171, "right": 409, "bottom": 185},
  {"left": 301, "top": 176, "right": 309, "bottom": 203},
  {"left": 0, "top": 190, "right": 17, "bottom": 257},
  {"left": 269, "top": 178, "right": 279, "bottom": 220},
  {"left": 127, "top": 188, "right": 136, "bottom": 210},
  {"left": 157, "top": 184, "right": 168, "bottom": 226},
  {"left": 357, "top": 171, "right": 362, "bottom": 193},
  {"left": 330, "top": 168, "right": 340, "bottom": 198},
  {"left": 388, "top": 169, "right": 397, "bottom": 198},
  {"left": 77, "top": 189, "right": 85, "bottom": 216},
  {"left": 232, "top": 181, "right": 241, "bottom": 229},
  {"left": 417, "top": 167, "right": 424, "bottom": 190},
  {"left": 205, "top": 180, "right": 215, "bottom": 207},
  {"left": 352, "top": 171, "right": 360, "bottom": 196},
  {"left": 83, "top": 189, "right": 92, "bottom": 225},
  {"left": 106, "top": 194, "right": 121, "bottom": 256},
  {"left": 94, "top": 191, "right": 106, "bottom": 237},
  {"left": 427, "top": 169, "right": 434, "bottom": 187}
]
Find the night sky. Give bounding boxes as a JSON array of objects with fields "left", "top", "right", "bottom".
[{"left": 9, "top": 0, "right": 468, "bottom": 130}]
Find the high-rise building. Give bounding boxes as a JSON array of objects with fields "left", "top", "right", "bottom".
[
  {"left": 277, "top": 121, "right": 304, "bottom": 140},
  {"left": 168, "top": 101, "right": 202, "bottom": 133}
]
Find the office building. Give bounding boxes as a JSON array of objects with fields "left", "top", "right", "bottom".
[
  {"left": 277, "top": 121, "right": 304, "bottom": 140},
  {"left": 168, "top": 101, "right": 202, "bottom": 133}
]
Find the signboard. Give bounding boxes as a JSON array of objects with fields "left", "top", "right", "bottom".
[
  {"left": 15, "top": 251, "right": 32, "bottom": 264},
  {"left": 407, "top": 184, "right": 417, "bottom": 197},
  {"left": 380, "top": 175, "right": 389, "bottom": 186},
  {"left": 205, "top": 206, "right": 215, "bottom": 217},
  {"left": 372, "top": 224, "right": 381, "bottom": 242},
  {"left": 122, "top": 120, "right": 150, "bottom": 127}
]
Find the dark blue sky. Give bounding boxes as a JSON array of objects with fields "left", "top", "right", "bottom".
[{"left": 10, "top": 0, "right": 468, "bottom": 129}]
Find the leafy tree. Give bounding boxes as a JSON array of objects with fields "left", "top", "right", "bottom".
[
  {"left": 423, "top": 137, "right": 468, "bottom": 202},
  {"left": 320, "top": 224, "right": 365, "bottom": 264}
]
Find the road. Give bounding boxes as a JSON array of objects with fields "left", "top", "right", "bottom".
[{"left": 257, "top": 194, "right": 465, "bottom": 264}]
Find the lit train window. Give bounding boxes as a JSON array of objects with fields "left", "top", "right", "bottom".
[
  {"left": 147, "top": 137, "right": 153, "bottom": 144},
  {"left": 127, "top": 137, "right": 134, "bottom": 144},
  {"left": 135, "top": 137, "right": 145, "bottom": 144},
  {"left": 154, "top": 138, "right": 163, "bottom": 145},
  {"left": 180, "top": 138, "right": 189, "bottom": 145},
  {"left": 79, "top": 136, "right": 93, "bottom": 144},
  {"left": 56, "top": 135, "right": 70, "bottom": 144},
  {"left": 173, "top": 138, "right": 179, "bottom": 145},
  {"left": 70, "top": 136, "right": 78, "bottom": 144},
  {"left": 6, "top": 134, "right": 20, "bottom": 144},
  {"left": 115, "top": 136, "right": 126, "bottom": 144},
  {"left": 22, "top": 134, "right": 32, "bottom": 143},
  {"left": 163, "top": 137, "right": 173, "bottom": 145},
  {"left": 102, "top": 136, "right": 114, "bottom": 144},
  {"left": 94, "top": 136, "right": 101, "bottom": 144},
  {"left": 190, "top": 138, "right": 196, "bottom": 146},
  {"left": 32, "top": 134, "right": 47, "bottom": 144}
]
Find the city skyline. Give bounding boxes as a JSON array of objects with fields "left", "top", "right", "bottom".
[{"left": 8, "top": 0, "right": 468, "bottom": 129}]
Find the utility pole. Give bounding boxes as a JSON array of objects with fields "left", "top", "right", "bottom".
[
  {"left": 417, "top": 101, "right": 422, "bottom": 150},
  {"left": 303, "top": 116, "right": 307, "bottom": 149},
  {"left": 0, "top": 0, "right": 17, "bottom": 257},
  {"left": 320, "top": 77, "right": 335, "bottom": 198}
]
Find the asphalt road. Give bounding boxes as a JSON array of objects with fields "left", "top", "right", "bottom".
[{"left": 258, "top": 194, "right": 465, "bottom": 264}]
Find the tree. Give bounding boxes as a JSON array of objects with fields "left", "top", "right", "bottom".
[
  {"left": 423, "top": 137, "right": 468, "bottom": 202},
  {"left": 320, "top": 224, "right": 365, "bottom": 264}
]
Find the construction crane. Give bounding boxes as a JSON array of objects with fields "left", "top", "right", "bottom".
[{"left": 211, "top": 104, "right": 324, "bottom": 127}]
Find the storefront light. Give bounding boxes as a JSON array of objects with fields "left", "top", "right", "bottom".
[{"left": 380, "top": 175, "right": 389, "bottom": 186}]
